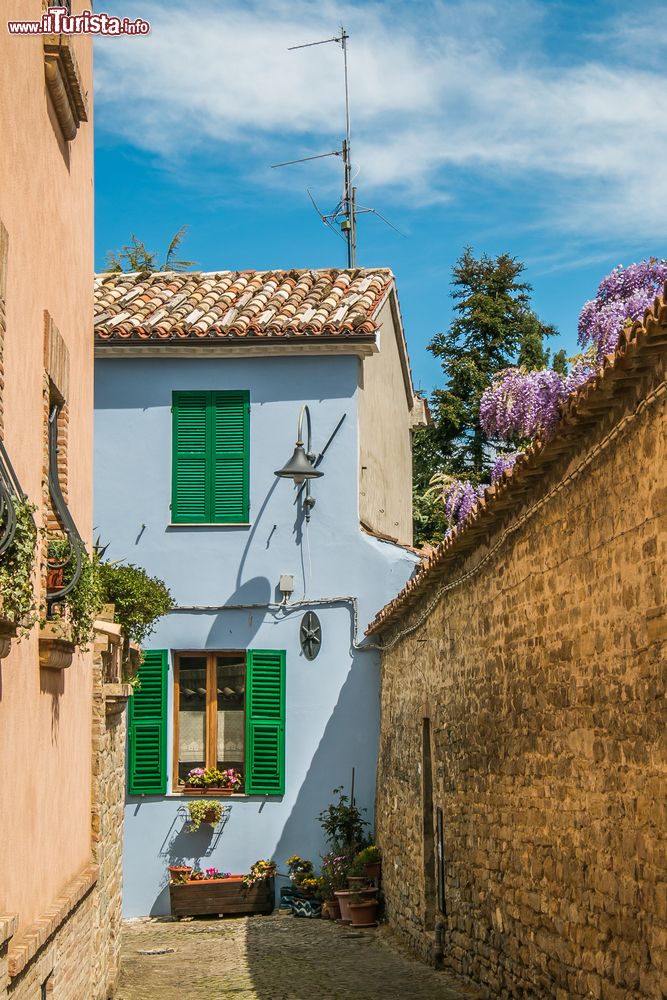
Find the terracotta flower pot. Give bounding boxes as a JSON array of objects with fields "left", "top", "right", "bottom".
[
  {"left": 322, "top": 898, "right": 341, "bottom": 920},
  {"left": 202, "top": 808, "right": 219, "bottom": 824},
  {"left": 365, "top": 861, "right": 381, "bottom": 880},
  {"left": 168, "top": 865, "right": 192, "bottom": 883},
  {"left": 349, "top": 898, "right": 379, "bottom": 927},
  {"left": 347, "top": 876, "right": 368, "bottom": 891},
  {"left": 47, "top": 567, "right": 64, "bottom": 591},
  {"left": 334, "top": 890, "right": 353, "bottom": 924}
]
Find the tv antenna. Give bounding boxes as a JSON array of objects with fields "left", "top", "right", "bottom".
[{"left": 271, "top": 26, "right": 403, "bottom": 267}]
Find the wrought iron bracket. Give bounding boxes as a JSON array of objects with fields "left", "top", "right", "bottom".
[
  {"left": 46, "top": 403, "right": 85, "bottom": 614},
  {"left": 0, "top": 437, "right": 26, "bottom": 557}
]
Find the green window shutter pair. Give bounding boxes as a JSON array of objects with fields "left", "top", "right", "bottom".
[
  {"left": 172, "top": 390, "right": 249, "bottom": 523},
  {"left": 128, "top": 649, "right": 168, "bottom": 795},
  {"left": 127, "top": 649, "right": 285, "bottom": 797}
]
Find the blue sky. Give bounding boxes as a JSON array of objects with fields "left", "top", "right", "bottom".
[{"left": 94, "top": 0, "right": 667, "bottom": 392}]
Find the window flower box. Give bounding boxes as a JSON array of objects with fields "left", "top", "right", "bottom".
[{"left": 169, "top": 876, "right": 274, "bottom": 918}]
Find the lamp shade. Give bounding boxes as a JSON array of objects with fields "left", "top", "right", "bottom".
[{"left": 274, "top": 444, "right": 324, "bottom": 485}]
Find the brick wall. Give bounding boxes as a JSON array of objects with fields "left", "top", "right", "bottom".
[{"left": 373, "top": 330, "right": 667, "bottom": 998}]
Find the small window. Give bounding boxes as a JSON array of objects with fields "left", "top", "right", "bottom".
[
  {"left": 175, "top": 652, "right": 246, "bottom": 783},
  {"left": 171, "top": 391, "right": 249, "bottom": 524},
  {"left": 171, "top": 649, "right": 285, "bottom": 795}
]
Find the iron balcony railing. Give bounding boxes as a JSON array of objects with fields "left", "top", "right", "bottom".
[
  {"left": 46, "top": 403, "right": 85, "bottom": 614},
  {"left": 0, "top": 437, "right": 28, "bottom": 558}
]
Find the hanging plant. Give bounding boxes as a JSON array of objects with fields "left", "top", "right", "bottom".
[
  {"left": 187, "top": 799, "right": 222, "bottom": 832},
  {"left": 46, "top": 539, "right": 103, "bottom": 649},
  {"left": 0, "top": 498, "right": 38, "bottom": 634}
]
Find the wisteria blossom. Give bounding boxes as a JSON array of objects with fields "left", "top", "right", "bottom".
[
  {"left": 490, "top": 452, "right": 520, "bottom": 483},
  {"left": 480, "top": 358, "right": 597, "bottom": 444},
  {"left": 442, "top": 478, "right": 486, "bottom": 526},
  {"left": 578, "top": 258, "right": 667, "bottom": 364}
]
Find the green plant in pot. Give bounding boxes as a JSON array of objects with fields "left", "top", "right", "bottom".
[
  {"left": 355, "top": 844, "right": 382, "bottom": 880},
  {"left": 97, "top": 556, "right": 174, "bottom": 660},
  {"left": 46, "top": 537, "right": 103, "bottom": 648},
  {"left": 346, "top": 854, "right": 371, "bottom": 890},
  {"left": 186, "top": 799, "right": 222, "bottom": 832},
  {"left": 318, "top": 785, "right": 369, "bottom": 859}
]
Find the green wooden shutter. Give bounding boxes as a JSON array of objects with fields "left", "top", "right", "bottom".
[
  {"left": 172, "top": 392, "right": 209, "bottom": 523},
  {"left": 211, "top": 391, "right": 249, "bottom": 523},
  {"left": 128, "top": 649, "right": 168, "bottom": 795},
  {"left": 246, "top": 650, "right": 285, "bottom": 795}
]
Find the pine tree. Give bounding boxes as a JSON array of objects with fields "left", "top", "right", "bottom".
[{"left": 413, "top": 248, "right": 557, "bottom": 543}]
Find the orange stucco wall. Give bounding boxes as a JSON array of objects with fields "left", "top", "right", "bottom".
[{"left": 0, "top": 5, "right": 94, "bottom": 931}]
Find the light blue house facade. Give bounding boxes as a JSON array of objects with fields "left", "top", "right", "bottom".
[{"left": 93, "top": 268, "right": 424, "bottom": 917}]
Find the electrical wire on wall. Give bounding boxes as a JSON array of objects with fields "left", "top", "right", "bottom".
[{"left": 172, "top": 595, "right": 375, "bottom": 655}]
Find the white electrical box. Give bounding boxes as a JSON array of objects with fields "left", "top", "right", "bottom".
[{"left": 279, "top": 574, "right": 294, "bottom": 595}]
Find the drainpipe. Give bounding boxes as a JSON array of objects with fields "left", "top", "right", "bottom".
[{"left": 434, "top": 919, "right": 445, "bottom": 967}]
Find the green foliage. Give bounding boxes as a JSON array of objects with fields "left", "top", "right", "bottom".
[
  {"left": 318, "top": 786, "right": 370, "bottom": 858},
  {"left": 414, "top": 248, "right": 559, "bottom": 544},
  {"left": 122, "top": 672, "right": 142, "bottom": 694},
  {"left": 98, "top": 560, "right": 174, "bottom": 645},
  {"left": 104, "top": 225, "right": 196, "bottom": 273},
  {"left": 0, "top": 499, "right": 38, "bottom": 633},
  {"left": 412, "top": 480, "right": 449, "bottom": 548},
  {"left": 355, "top": 844, "right": 381, "bottom": 865},
  {"left": 47, "top": 538, "right": 104, "bottom": 648},
  {"left": 186, "top": 799, "right": 222, "bottom": 833}
]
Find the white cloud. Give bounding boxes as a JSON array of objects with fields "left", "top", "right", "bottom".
[{"left": 95, "top": 0, "right": 667, "bottom": 240}]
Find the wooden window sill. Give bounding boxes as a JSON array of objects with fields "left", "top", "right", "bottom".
[{"left": 167, "top": 523, "right": 251, "bottom": 528}]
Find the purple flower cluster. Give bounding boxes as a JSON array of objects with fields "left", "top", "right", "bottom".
[
  {"left": 480, "top": 367, "right": 564, "bottom": 439},
  {"left": 443, "top": 479, "right": 486, "bottom": 526},
  {"left": 578, "top": 258, "right": 667, "bottom": 364},
  {"left": 490, "top": 452, "right": 519, "bottom": 483},
  {"left": 480, "top": 359, "right": 597, "bottom": 444}
]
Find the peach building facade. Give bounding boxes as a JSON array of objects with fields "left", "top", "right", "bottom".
[{"left": 0, "top": 8, "right": 127, "bottom": 999}]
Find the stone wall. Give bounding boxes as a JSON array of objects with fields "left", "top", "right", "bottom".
[
  {"left": 1, "top": 623, "right": 129, "bottom": 1000},
  {"left": 373, "top": 326, "right": 667, "bottom": 999}
]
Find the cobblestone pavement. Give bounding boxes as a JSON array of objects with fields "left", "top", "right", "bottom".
[{"left": 117, "top": 913, "right": 485, "bottom": 1000}]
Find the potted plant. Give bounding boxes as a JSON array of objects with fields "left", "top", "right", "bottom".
[
  {"left": 290, "top": 877, "right": 323, "bottom": 918},
  {"left": 186, "top": 799, "right": 222, "bottom": 832},
  {"left": 183, "top": 767, "right": 207, "bottom": 791},
  {"left": 348, "top": 888, "right": 379, "bottom": 928},
  {"left": 205, "top": 767, "right": 243, "bottom": 792},
  {"left": 182, "top": 766, "right": 243, "bottom": 793},
  {"left": 168, "top": 864, "right": 192, "bottom": 883},
  {"left": 346, "top": 855, "right": 371, "bottom": 891},
  {"left": 318, "top": 853, "right": 348, "bottom": 920},
  {"left": 242, "top": 859, "right": 277, "bottom": 886},
  {"left": 318, "top": 785, "right": 369, "bottom": 858},
  {"left": 355, "top": 844, "right": 381, "bottom": 880},
  {"left": 169, "top": 863, "right": 274, "bottom": 918}
]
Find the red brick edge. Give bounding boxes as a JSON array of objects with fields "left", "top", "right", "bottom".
[{"left": 7, "top": 863, "right": 98, "bottom": 978}]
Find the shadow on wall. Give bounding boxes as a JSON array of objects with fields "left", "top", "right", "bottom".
[
  {"left": 133, "top": 647, "right": 379, "bottom": 917},
  {"left": 151, "top": 804, "right": 232, "bottom": 917},
  {"left": 271, "top": 648, "right": 380, "bottom": 865}
]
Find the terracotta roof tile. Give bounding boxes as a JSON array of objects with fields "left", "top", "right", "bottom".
[
  {"left": 367, "top": 284, "right": 667, "bottom": 636},
  {"left": 94, "top": 268, "right": 393, "bottom": 343}
]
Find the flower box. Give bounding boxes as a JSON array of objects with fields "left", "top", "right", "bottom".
[{"left": 169, "top": 876, "right": 275, "bottom": 918}]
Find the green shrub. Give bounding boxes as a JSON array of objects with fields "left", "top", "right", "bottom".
[{"left": 98, "top": 560, "right": 174, "bottom": 646}]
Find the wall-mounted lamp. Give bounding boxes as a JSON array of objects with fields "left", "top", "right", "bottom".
[{"left": 274, "top": 404, "right": 323, "bottom": 520}]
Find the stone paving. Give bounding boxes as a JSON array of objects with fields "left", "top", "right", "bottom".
[{"left": 117, "top": 912, "right": 486, "bottom": 1000}]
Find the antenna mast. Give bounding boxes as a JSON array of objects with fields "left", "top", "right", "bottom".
[
  {"left": 275, "top": 25, "right": 357, "bottom": 266},
  {"left": 272, "top": 26, "right": 403, "bottom": 264}
]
